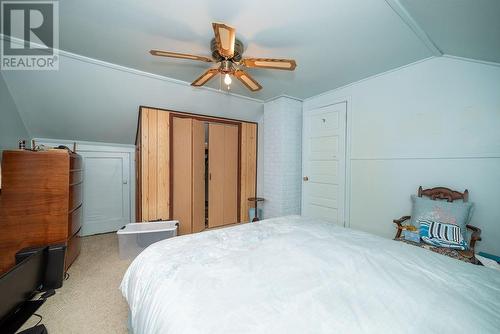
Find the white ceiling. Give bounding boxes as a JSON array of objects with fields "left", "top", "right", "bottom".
[{"left": 58, "top": 0, "right": 435, "bottom": 100}]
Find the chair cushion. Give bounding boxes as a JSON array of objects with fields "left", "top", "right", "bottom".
[
  {"left": 410, "top": 195, "right": 473, "bottom": 245},
  {"left": 419, "top": 219, "right": 468, "bottom": 250},
  {"left": 395, "top": 237, "right": 478, "bottom": 264}
]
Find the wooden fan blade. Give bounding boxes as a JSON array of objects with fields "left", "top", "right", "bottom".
[
  {"left": 212, "top": 23, "right": 236, "bottom": 58},
  {"left": 150, "top": 50, "right": 213, "bottom": 63},
  {"left": 242, "top": 58, "right": 296, "bottom": 70},
  {"left": 191, "top": 69, "right": 219, "bottom": 87},
  {"left": 234, "top": 70, "right": 262, "bottom": 92}
]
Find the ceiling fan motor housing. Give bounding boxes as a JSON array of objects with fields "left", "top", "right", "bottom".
[
  {"left": 211, "top": 38, "right": 244, "bottom": 62},
  {"left": 220, "top": 60, "right": 234, "bottom": 73}
]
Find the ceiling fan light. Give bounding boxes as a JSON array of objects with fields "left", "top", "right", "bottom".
[{"left": 224, "top": 73, "right": 232, "bottom": 85}]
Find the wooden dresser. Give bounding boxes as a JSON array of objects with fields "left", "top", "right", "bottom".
[{"left": 0, "top": 149, "right": 83, "bottom": 274}]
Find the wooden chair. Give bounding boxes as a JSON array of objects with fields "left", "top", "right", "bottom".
[{"left": 393, "top": 186, "right": 482, "bottom": 252}]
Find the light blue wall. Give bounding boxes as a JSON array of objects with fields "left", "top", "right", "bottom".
[
  {"left": 0, "top": 74, "right": 29, "bottom": 160},
  {"left": 304, "top": 56, "right": 500, "bottom": 255}
]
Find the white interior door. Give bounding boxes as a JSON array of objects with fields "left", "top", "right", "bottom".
[
  {"left": 80, "top": 151, "right": 131, "bottom": 235},
  {"left": 302, "top": 102, "right": 347, "bottom": 225}
]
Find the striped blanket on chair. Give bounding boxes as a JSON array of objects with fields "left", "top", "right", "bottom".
[{"left": 419, "top": 219, "right": 468, "bottom": 250}]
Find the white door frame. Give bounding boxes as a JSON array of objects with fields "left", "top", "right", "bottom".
[{"left": 301, "top": 98, "right": 352, "bottom": 227}]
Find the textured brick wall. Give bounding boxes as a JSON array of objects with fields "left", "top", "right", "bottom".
[{"left": 262, "top": 97, "right": 303, "bottom": 218}]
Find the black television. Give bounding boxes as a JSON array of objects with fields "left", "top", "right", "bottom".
[{"left": 0, "top": 247, "right": 47, "bottom": 334}]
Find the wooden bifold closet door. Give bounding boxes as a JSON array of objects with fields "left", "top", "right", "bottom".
[
  {"left": 191, "top": 120, "right": 206, "bottom": 233},
  {"left": 172, "top": 117, "right": 193, "bottom": 235},
  {"left": 136, "top": 107, "right": 257, "bottom": 233},
  {"left": 208, "top": 123, "right": 238, "bottom": 228},
  {"left": 172, "top": 117, "right": 206, "bottom": 235},
  {"left": 137, "top": 108, "right": 169, "bottom": 222}
]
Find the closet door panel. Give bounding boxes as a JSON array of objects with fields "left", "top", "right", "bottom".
[
  {"left": 138, "top": 108, "right": 170, "bottom": 222},
  {"left": 157, "top": 111, "right": 170, "bottom": 219},
  {"left": 223, "top": 125, "right": 238, "bottom": 225},
  {"left": 136, "top": 121, "right": 142, "bottom": 221},
  {"left": 246, "top": 123, "right": 257, "bottom": 205},
  {"left": 147, "top": 109, "right": 158, "bottom": 220},
  {"left": 192, "top": 120, "right": 206, "bottom": 233},
  {"left": 208, "top": 124, "right": 225, "bottom": 228},
  {"left": 240, "top": 124, "right": 248, "bottom": 222},
  {"left": 140, "top": 108, "right": 150, "bottom": 220},
  {"left": 172, "top": 117, "right": 193, "bottom": 235},
  {"left": 240, "top": 123, "right": 257, "bottom": 222}
]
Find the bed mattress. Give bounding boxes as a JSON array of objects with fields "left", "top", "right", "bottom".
[{"left": 120, "top": 216, "right": 500, "bottom": 333}]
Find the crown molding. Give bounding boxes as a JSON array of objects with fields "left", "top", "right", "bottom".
[
  {"left": 441, "top": 54, "right": 500, "bottom": 68},
  {"left": 264, "top": 94, "right": 303, "bottom": 104}
]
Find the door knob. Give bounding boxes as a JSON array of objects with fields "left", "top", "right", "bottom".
[{"left": 303, "top": 176, "right": 309, "bottom": 181}]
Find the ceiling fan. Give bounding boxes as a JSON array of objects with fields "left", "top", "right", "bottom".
[{"left": 150, "top": 22, "right": 297, "bottom": 92}]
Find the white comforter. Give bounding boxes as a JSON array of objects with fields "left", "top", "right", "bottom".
[{"left": 120, "top": 216, "right": 500, "bottom": 334}]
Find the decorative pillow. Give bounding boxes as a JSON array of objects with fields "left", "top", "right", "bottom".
[
  {"left": 419, "top": 219, "right": 468, "bottom": 250},
  {"left": 410, "top": 195, "right": 473, "bottom": 243}
]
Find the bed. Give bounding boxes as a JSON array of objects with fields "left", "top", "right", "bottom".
[{"left": 120, "top": 216, "right": 500, "bottom": 333}]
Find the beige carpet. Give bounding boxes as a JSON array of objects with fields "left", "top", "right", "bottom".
[{"left": 20, "top": 233, "right": 132, "bottom": 334}]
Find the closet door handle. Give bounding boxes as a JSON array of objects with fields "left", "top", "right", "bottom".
[{"left": 209, "top": 173, "right": 211, "bottom": 181}]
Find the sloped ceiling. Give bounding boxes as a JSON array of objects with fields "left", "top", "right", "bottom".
[
  {"left": 0, "top": 74, "right": 30, "bottom": 154},
  {"left": 1, "top": 55, "right": 264, "bottom": 144},
  {"left": 399, "top": 0, "right": 500, "bottom": 63}
]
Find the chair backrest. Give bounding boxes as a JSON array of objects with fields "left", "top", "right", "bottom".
[{"left": 418, "top": 186, "right": 468, "bottom": 203}]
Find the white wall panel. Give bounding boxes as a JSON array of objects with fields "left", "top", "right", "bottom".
[
  {"left": 350, "top": 158, "right": 500, "bottom": 251},
  {"left": 34, "top": 138, "right": 135, "bottom": 236},
  {"left": 263, "top": 97, "right": 303, "bottom": 218},
  {"left": 304, "top": 56, "right": 500, "bottom": 255}
]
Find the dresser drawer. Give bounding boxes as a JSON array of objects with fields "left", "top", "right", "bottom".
[
  {"left": 68, "top": 182, "right": 83, "bottom": 212},
  {"left": 70, "top": 170, "right": 83, "bottom": 186},
  {"left": 68, "top": 204, "right": 82, "bottom": 236},
  {"left": 65, "top": 229, "right": 81, "bottom": 270}
]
